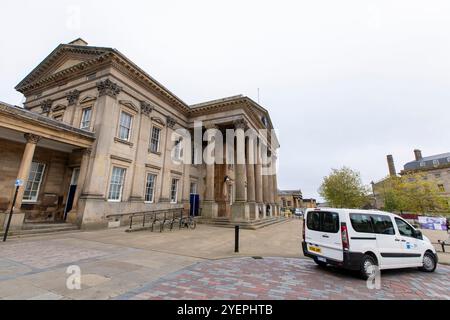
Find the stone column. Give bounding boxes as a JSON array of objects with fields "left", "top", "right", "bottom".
[
  {"left": 202, "top": 124, "right": 218, "bottom": 219},
  {"left": 246, "top": 137, "right": 257, "bottom": 219},
  {"left": 67, "top": 148, "right": 91, "bottom": 225},
  {"left": 272, "top": 155, "right": 279, "bottom": 216},
  {"left": 254, "top": 139, "right": 264, "bottom": 219},
  {"left": 231, "top": 119, "right": 249, "bottom": 221},
  {"left": 6, "top": 133, "right": 41, "bottom": 229}
]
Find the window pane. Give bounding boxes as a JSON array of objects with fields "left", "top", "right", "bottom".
[
  {"left": 145, "top": 174, "right": 156, "bottom": 202},
  {"left": 108, "top": 167, "right": 126, "bottom": 201},
  {"left": 81, "top": 108, "right": 92, "bottom": 129},
  {"left": 371, "top": 215, "right": 395, "bottom": 235},
  {"left": 395, "top": 218, "right": 414, "bottom": 237},
  {"left": 23, "top": 162, "right": 45, "bottom": 201},
  {"left": 306, "top": 211, "right": 321, "bottom": 231},
  {"left": 119, "top": 112, "right": 132, "bottom": 140},
  {"left": 150, "top": 127, "right": 161, "bottom": 153},
  {"left": 170, "top": 179, "right": 178, "bottom": 203},
  {"left": 321, "top": 212, "right": 339, "bottom": 233},
  {"left": 350, "top": 214, "right": 374, "bottom": 233}
]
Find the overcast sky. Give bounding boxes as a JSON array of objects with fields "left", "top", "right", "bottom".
[{"left": 1, "top": 0, "right": 450, "bottom": 200}]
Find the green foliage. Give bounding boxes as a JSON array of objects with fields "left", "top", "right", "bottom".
[
  {"left": 380, "top": 173, "right": 450, "bottom": 214},
  {"left": 319, "top": 167, "right": 370, "bottom": 208}
]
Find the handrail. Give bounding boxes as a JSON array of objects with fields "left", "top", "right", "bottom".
[{"left": 106, "top": 208, "right": 184, "bottom": 219}]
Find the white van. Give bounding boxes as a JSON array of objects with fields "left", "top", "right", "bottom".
[{"left": 302, "top": 208, "right": 438, "bottom": 279}]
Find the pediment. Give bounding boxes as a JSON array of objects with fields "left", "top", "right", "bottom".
[
  {"left": 150, "top": 116, "right": 166, "bottom": 126},
  {"left": 119, "top": 100, "right": 139, "bottom": 113},
  {"left": 79, "top": 95, "right": 97, "bottom": 104},
  {"left": 16, "top": 44, "right": 112, "bottom": 92}
]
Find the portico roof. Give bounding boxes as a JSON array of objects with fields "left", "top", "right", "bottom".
[{"left": 0, "top": 101, "right": 95, "bottom": 149}]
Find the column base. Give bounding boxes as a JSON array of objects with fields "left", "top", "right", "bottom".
[
  {"left": 248, "top": 202, "right": 259, "bottom": 220},
  {"left": 231, "top": 201, "right": 250, "bottom": 221},
  {"left": 2, "top": 211, "right": 25, "bottom": 230},
  {"left": 202, "top": 201, "right": 218, "bottom": 219}
]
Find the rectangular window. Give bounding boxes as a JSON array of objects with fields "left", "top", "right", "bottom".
[
  {"left": 170, "top": 178, "right": 179, "bottom": 203},
  {"left": 144, "top": 174, "right": 157, "bottom": 203},
  {"left": 118, "top": 112, "right": 132, "bottom": 141},
  {"left": 53, "top": 114, "right": 63, "bottom": 121},
  {"left": 433, "top": 159, "right": 440, "bottom": 167},
  {"left": 350, "top": 214, "right": 373, "bottom": 233},
  {"left": 371, "top": 215, "right": 395, "bottom": 235},
  {"left": 190, "top": 182, "right": 198, "bottom": 194},
  {"left": 149, "top": 127, "right": 161, "bottom": 153},
  {"left": 108, "top": 167, "right": 126, "bottom": 201},
  {"left": 306, "top": 211, "right": 339, "bottom": 233},
  {"left": 395, "top": 218, "right": 415, "bottom": 238},
  {"left": 23, "top": 162, "right": 45, "bottom": 202},
  {"left": 80, "top": 107, "right": 92, "bottom": 130},
  {"left": 173, "top": 139, "right": 182, "bottom": 161}
]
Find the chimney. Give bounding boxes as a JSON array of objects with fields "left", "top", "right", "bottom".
[
  {"left": 387, "top": 155, "right": 396, "bottom": 176},
  {"left": 414, "top": 149, "right": 423, "bottom": 161}
]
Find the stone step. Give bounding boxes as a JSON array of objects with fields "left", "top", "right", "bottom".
[
  {"left": 198, "top": 217, "right": 289, "bottom": 230},
  {"left": 1, "top": 224, "right": 79, "bottom": 239}
]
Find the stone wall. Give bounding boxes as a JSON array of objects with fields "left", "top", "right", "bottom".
[{"left": 0, "top": 137, "right": 72, "bottom": 222}]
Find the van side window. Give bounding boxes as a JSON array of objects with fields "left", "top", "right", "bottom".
[
  {"left": 371, "top": 215, "right": 395, "bottom": 235},
  {"left": 306, "top": 211, "right": 339, "bottom": 233},
  {"left": 350, "top": 214, "right": 373, "bottom": 233},
  {"left": 322, "top": 212, "right": 339, "bottom": 233},
  {"left": 395, "top": 218, "right": 414, "bottom": 237},
  {"left": 307, "top": 211, "right": 321, "bottom": 231}
]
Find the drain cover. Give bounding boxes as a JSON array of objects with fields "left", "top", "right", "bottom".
[{"left": 252, "top": 256, "right": 263, "bottom": 260}]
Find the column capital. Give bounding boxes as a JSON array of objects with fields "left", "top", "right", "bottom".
[
  {"left": 24, "top": 133, "right": 41, "bottom": 144},
  {"left": 166, "top": 116, "right": 176, "bottom": 129},
  {"left": 140, "top": 101, "right": 153, "bottom": 117},
  {"left": 233, "top": 118, "right": 248, "bottom": 130},
  {"left": 66, "top": 90, "right": 80, "bottom": 106},
  {"left": 204, "top": 122, "right": 219, "bottom": 130},
  {"left": 40, "top": 99, "right": 52, "bottom": 115},
  {"left": 83, "top": 148, "right": 92, "bottom": 156},
  {"left": 96, "top": 79, "right": 122, "bottom": 98}
]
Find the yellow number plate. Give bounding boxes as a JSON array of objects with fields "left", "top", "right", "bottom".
[{"left": 308, "top": 246, "right": 321, "bottom": 253}]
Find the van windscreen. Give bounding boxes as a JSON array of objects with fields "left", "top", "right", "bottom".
[{"left": 307, "top": 211, "right": 339, "bottom": 233}]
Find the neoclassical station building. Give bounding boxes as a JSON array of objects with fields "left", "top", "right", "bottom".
[{"left": 0, "top": 39, "right": 281, "bottom": 231}]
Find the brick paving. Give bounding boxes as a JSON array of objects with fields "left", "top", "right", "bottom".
[
  {"left": 119, "top": 257, "right": 450, "bottom": 300},
  {"left": 1, "top": 221, "right": 449, "bottom": 300}
]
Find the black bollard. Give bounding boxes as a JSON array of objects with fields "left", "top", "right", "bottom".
[{"left": 235, "top": 225, "right": 239, "bottom": 253}]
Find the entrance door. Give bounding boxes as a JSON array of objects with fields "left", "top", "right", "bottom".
[{"left": 64, "top": 168, "right": 79, "bottom": 220}]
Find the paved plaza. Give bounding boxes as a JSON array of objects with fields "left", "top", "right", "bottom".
[{"left": 0, "top": 220, "right": 449, "bottom": 300}]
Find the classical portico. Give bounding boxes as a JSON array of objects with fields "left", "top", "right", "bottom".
[{"left": 190, "top": 96, "right": 281, "bottom": 224}]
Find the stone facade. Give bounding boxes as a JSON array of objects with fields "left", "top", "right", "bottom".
[
  {"left": 278, "top": 190, "right": 302, "bottom": 212},
  {"left": 372, "top": 150, "right": 450, "bottom": 210},
  {"left": 1, "top": 39, "right": 280, "bottom": 231}
]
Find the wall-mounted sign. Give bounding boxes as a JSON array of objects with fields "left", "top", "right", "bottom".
[{"left": 418, "top": 216, "right": 448, "bottom": 231}]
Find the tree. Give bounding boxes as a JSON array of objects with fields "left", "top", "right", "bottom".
[
  {"left": 381, "top": 173, "right": 449, "bottom": 214},
  {"left": 319, "top": 167, "right": 370, "bottom": 208}
]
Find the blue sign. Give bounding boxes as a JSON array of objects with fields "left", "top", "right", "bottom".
[{"left": 15, "top": 179, "right": 23, "bottom": 187}]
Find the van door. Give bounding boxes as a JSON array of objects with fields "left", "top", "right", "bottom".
[
  {"left": 306, "top": 211, "right": 343, "bottom": 262},
  {"left": 371, "top": 215, "right": 402, "bottom": 268},
  {"left": 394, "top": 217, "right": 422, "bottom": 266}
]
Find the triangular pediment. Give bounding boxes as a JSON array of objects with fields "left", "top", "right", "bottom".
[{"left": 15, "top": 43, "right": 113, "bottom": 93}]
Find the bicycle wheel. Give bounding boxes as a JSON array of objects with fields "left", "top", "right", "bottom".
[{"left": 189, "top": 219, "right": 197, "bottom": 229}]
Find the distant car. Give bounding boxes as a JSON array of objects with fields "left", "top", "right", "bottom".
[
  {"left": 294, "top": 209, "right": 304, "bottom": 217},
  {"left": 302, "top": 208, "right": 438, "bottom": 279}
]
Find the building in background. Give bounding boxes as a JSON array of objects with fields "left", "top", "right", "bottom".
[
  {"left": 278, "top": 190, "right": 302, "bottom": 212},
  {"left": 372, "top": 149, "right": 450, "bottom": 209},
  {"left": 0, "top": 39, "right": 281, "bottom": 232}
]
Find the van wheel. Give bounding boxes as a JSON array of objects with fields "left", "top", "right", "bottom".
[
  {"left": 419, "top": 252, "right": 437, "bottom": 272},
  {"left": 360, "top": 255, "right": 377, "bottom": 280},
  {"left": 314, "top": 258, "right": 327, "bottom": 267}
]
